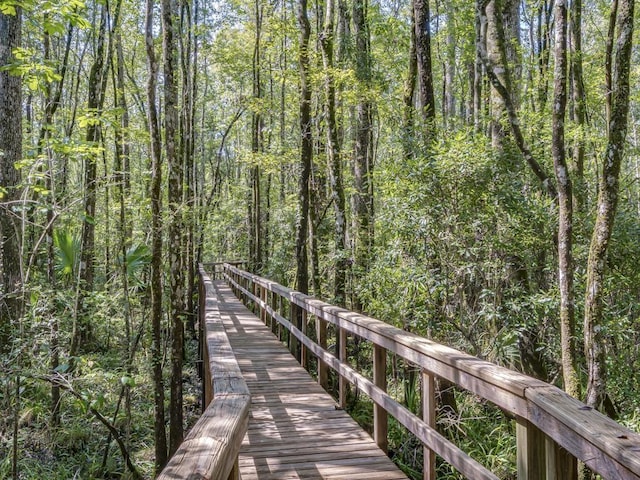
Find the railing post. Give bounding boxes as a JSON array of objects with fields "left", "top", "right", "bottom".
[
  {"left": 227, "top": 458, "right": 239, "bottom": 480},
  {"left": 422, "top": 370, "right": 436, "bottom": 480},
  {"left": 260, "top": 286, "right": 267, "bottom": 325},
  {"left": 339, "top": 328, "right": 347, "bottom": 409},
  {"left": 290, "top": 302, "right": 301, "bottom": 361},
  {"left": 516, "top": 417, "right": 546, "bottom": 480},
  {"left": 252, "top": 281, "right": 258, "bottom": 314},
  {"left": 317, "top": 318, "right": 328, "bottom": 390},
  {"left": 301, "top": 309, "right": 308, "bottom": 370},
  {"left": 544, "top": 437, "right": 577, "bottom": 480},
  {"left": 373, "top": 344, "right": 388, "bottom": 453},
  {"left": 271, "top": 291, "right": 278, "bottom": 335}
]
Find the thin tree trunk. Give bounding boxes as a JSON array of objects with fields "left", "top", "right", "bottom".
[
  {"left": 552, "top": 0, "right": 580, "bottom": 399},
  {"left": 473, "top": 2, "right": 483, "bottom": 131},
  {"left": 478, "top": 0, "right": 557, "bottom": 199},
  {"left": 162, "top": 0, "right": 185, "bottom": 456},
  {"left": 352, "top": 0, "right": 374, "bottom": 312},
  {"left": 413, "top": 0, "right": 435, "bottom": 135},
  {"left": 180, "top": 0, "right": 197, "bottom": 336},
  {"left": 321, "top": 0, "right": 348, "bottom": 307},
  {"left": 584, "top": 0, "right": 634, "bottom": 412},
  {"left": 444, "top": 2, "right": 456, "bottom": 124},
  {"left": 570, "top": 0, "right": 586, "bottom": 207},
  {"left": 402, "top": 8, "right": 417, "bottom": 159},
  {"left": 292, "top": 0, "right": 312, "bottom": 361},
  {"left": 250, "top": 0, "right": 263, "bottom": 273},
  {"left": 604, "top": 0, "right": 619, "bottom": 132},
  {"left": 74, "top": 3, "right": 107, "bottom": 353},
  {"left": 146, "top": 0, "right": 168, "bottom": 468}
]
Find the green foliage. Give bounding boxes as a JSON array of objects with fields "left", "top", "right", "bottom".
[
  {"left": 54, "top": 229, "right": 80, "bottom": 280},
  {"left": 117, "top": 243, "right": 151, "bottom": 287}
]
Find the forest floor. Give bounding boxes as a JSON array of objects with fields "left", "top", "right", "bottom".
[{"left": 0, "top": 338, "right": 201, "bottom": 479}]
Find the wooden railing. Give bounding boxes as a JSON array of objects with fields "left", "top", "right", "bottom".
[
  {"left": 223, "top": 263, "right": 640, "bottom": 480},
  {"left": 201, "top": 261, "right": 248, "bottom": 280},
  {"left": 158, "top": 266, "right": 250, "bottom": 480}
]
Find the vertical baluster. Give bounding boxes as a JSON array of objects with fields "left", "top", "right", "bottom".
[
  {"left": 301, "top": 309, "right": 308, "bottom": 369},
  {"left": 260, "top": 286, "right": 267, "bottom": 325},
  {"left": 544, "top": 436, "right": 576, "bottom": 480},
  {"left": 422, "top": 369, "right": 435, "bottom": 480},
  {"left": 339, "top": 328, "right": 347, "bottom": 409},
  {"left": 252, "top": 280, "right": 257, "bottom": 314},
  {"left": 290, "top": 302, "right": 301, "bottom": 361},
  {"left": 279, "top": 296, "right": 285, "bottom": 342},
  {"left": 227, "top": 459, "right": 239, "bottom": 480},
  {"left": 516, "top": 417, "right": 546, "bottom": 480},
  {"left": 373, "top": 344, "right": 388, "bottom": 453},
  {"left": 317, "top": 317, "right": 328, "bottom": 390},
  {"left": 271, "top": 291, "right": 278, "bottom": 335}
]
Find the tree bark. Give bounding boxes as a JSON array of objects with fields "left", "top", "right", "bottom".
[
  {"left": 570, "top": 0, "right": 586, "bottom": 207},
  {"left": 413, "top": 0, "right": 435, "bottom": 134},
  {"left": 584, "top": 0, "right": 634, "bottom": 411},
  {"left": 402, "top": 8, "right": 417, "bottom": 159},
  {"left": 294, "top": 0, "right": 312, "bottom": 360},
  {"left": 162, "top": 0, "right": 185, "bottom": 456},
  {"left": 321, "top": 0, "right": 348, "bottom": 307},
  {"left": 145, "top": 0, "right": 168, "bottom": 470},
  {"left": 352, "top": 0, "right": 374, "bottom": 311},
  {"left": 74, "top": 2, "right": 108, "bottom": 353},
  {"left": 552, "top": 0, "right": 580, "bottom": 399},
  {"left": 249, "top": 0, "right": 263, "bottom": 273},
  {"left": 478, "top": 0, "right": 557, "bottom": 198},
  {"left": 0, "top": 2, "right": 23, "bottom": 354}
]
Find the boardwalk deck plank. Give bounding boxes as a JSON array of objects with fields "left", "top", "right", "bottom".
[{"left": 213, "top": 280, "right": 408, "bottom": 480}]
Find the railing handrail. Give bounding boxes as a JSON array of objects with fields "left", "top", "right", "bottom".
[
  {"left": 224, "top": 263, "right": 640, "bottom": 480},
  {"left": 158, "top": 265, "right": 250, "bottom": 480}
]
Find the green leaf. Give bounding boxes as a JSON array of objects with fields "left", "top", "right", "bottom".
[
  {"left": 53, "top": 363, "right": 70, "bottom": 373},
  {"left": 120, "top": 376, "right": 135, "bottom": 388}
]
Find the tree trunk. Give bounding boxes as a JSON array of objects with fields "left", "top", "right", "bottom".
[
  {"left": 162, "top": 0, "right": 185, "bottom": 456},
  {"left": 145, "top": 0, "right": 168, "bottom": 469},
  {"left": 485, "top": 0, "right": 511, "bottom": 147},
  {"left": 402, "top": 8, "right": 417, "bottom": 160},
  {"left": 552, "top": 0, "right": 580, "bottom": 399},
  {"left": 444, "top": 2, "right": 456, "bottom": 124},
  {"left": 413, "top": 0, "right": 435, "bottom": 135},
  {"left": 145, "top": 0, "right": 167, "bottom": 468},
  {"left": 478, "top": 0, "right": 557, "bottom": 198},
  {"left": 570, "top": 0, "right": 586, "bottom": 207},
  {"left": 294, "top": 0, "right": 312, "bottom": 361},
  {"left": 74, "top": 3, "right": 108, "bottom": 353},
  {"left": 352, "top": 0, "right": 374, "bottom": 312},
  {"left": 321, "top": 0, "right": 348, "bottom": 307},
  {"left": 180, "top": 0, "right": 198, "bottom": 336},
  {"left": 249, "top": 0, "right": 263, "bottom": 273},
  {"left": 584, "top": 0, "right": 634, "bottom": 411},
  {"left": 0, "top": 2, "right": 23, "bottom": 354}
]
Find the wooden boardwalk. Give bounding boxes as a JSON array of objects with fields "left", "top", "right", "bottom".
[{"left": 213, "top": 280, "right": 408, "bottom": 480}]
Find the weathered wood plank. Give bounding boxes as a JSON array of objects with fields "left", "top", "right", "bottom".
[
  {"left": 158, "top": 268, "right": 251, "bottom": 480},
  {"left": 527, "top": 386, "right": 640, "bottom": 480}
]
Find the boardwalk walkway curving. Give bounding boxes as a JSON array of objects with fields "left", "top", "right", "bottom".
[{"left": 212, "top": 280, "right": 408, "bottom": 480}]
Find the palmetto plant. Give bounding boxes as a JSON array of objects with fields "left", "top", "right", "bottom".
[
  {"left": 54, "top": 229, "right": 80, "bottom": 283},
  {"left": 117, "top": 243, "right": 152, "bottom": 288}
]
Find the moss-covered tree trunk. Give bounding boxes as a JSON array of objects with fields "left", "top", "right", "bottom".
[
  {"left": 162, "top": 0, "right": 185, "bottom": 456},
  {"left": 321, "top": 0, "right": 347, "bottom": 308},
  {"left": 293, "top": 0, "right": 312, "bottom": 361},
  {"left": 146, "top": 0, "right": 168, "bottom": 469},
  {"left": 552, "top": 0, "right": 580, "bottom": 400},
  {"left": 584, "top": 0, "right": 634, "bottom": 412}
]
